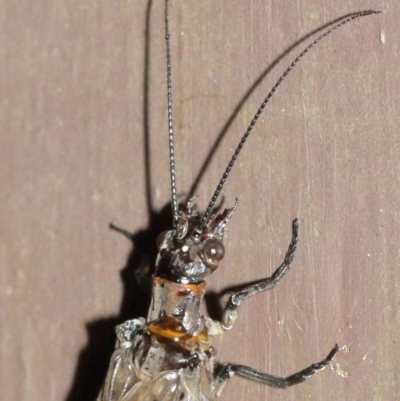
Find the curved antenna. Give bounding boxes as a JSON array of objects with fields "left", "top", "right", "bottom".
[
  {"left": 192, "top": 10, "right": 379, "bottom": 238},
  {"left": 164, "top": 0, "right": 179, "bottom": 228}
]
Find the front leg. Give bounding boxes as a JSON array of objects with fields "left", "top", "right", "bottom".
[
  {"left": 214, "top": 344, "right": 339, "bottom": 393},
  {"left": 222, "top": 218, "right": 299, "bottom": 330}
]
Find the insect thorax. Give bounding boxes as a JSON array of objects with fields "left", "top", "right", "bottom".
[
  {"left": 142, "top": 203, "right": 237, "bottom": 354},
  {"left": 147, "top": 277, "right": 208, "bottom": 348}
]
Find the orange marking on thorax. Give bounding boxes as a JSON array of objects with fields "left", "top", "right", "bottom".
[{"left": 147, "top": 316, "right": 209, "bottom": 351}]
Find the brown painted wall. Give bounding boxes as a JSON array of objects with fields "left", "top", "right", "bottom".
[{"left": 1, "top": 1, "right": 397, "bottom": 400}]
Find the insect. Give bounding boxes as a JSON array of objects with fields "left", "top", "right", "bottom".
[{"left": 96, "top": 2, "right": 378, "bottom": 401}]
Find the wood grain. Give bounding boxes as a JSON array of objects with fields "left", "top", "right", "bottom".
[{"left": 1, "top": 1, "right": 397, "bottom": 400}]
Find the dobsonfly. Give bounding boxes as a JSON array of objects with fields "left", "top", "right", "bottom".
[{"left": 97, "top": 2, "right": 379, "bottom": 401}]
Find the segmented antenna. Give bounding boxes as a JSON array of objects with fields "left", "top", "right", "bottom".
[
  {"left": 192, "top": 10, "right": 379, "bottom": 238},
  {"left": 165, "top": 0, "right": 179, "bottom": 228}
]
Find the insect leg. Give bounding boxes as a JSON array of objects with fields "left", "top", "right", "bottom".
[
  {"left": 215, "top": 344, "right": 339, "bottom": 390},
  {"left": 109, "top": 221, "right": 135, "bottom": 242},
  {"left": 222, "top": 218, "right": 299, "bottom": 330}
]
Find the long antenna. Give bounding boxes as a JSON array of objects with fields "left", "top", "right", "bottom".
[
  {"left": 165, "top": 0, "right": 179, "bottom": 228},
  {"left": 192, "top": 10, "right": 379, "bottom": 238}
]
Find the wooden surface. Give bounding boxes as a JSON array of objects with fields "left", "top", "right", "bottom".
[{"left": 1, "top": 1, "right": 397, "bottom": 400}]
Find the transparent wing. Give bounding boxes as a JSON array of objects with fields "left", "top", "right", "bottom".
[
  {"left": 97, "top": 318, "right": 216, "bottom": 401},
  {"left": 97, "top": 319, "right": 145, "bottom": 401},
  {"left": 120, "top": 366, "right": 214, "bottom": 401}
]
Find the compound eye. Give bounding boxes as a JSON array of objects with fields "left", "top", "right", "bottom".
[
  {"left": 156, "top": 231, "right": 169, "bottom": 250},
  {"left": 201, "top": 239, "right": 225, "bottom": 270}
]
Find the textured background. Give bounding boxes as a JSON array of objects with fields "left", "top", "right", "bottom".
[{"left": 1, "top": 1, "right": 398, "bottom": 400}]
